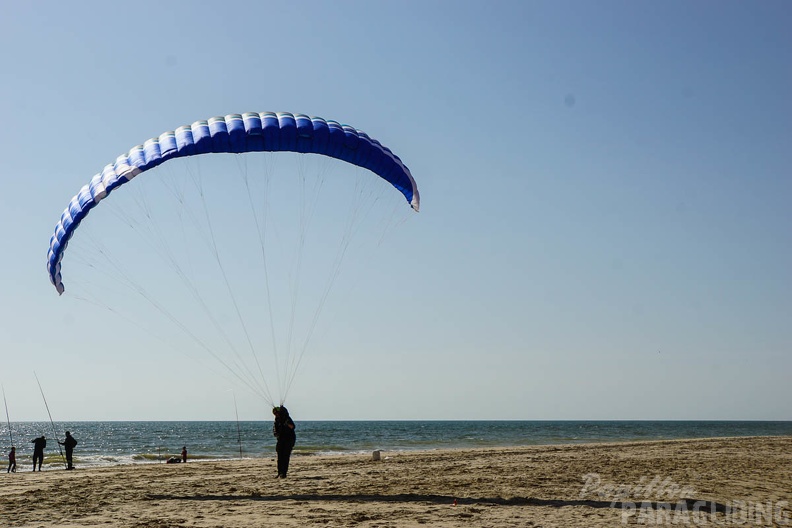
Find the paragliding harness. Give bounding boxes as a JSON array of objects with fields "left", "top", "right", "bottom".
[{"left": 273, "top": 406, "right": 296, "bottom": 447}]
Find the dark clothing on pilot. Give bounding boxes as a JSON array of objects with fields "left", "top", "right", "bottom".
[
  {"left": 59, "top": 432, "right": 77, "bottom": 470},
  {"left": 31, "top": 436, "right": 46, "bottom": 471},
  {"left": 273, "top": 406, "right": 296, "bottom": 478}
]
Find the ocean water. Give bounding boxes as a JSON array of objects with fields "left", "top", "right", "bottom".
[{"left": 2, "top": 421, "right": 790, "bottom": 471}]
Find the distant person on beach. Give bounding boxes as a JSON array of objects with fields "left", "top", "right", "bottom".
[
  {"left": 272, "top": 405, "right": 296, "bottom": 478},
  {"left": 31, "top": 435, "right": 46, "bottom": 471},
  {"left": 166, "top": 456, "right": 181, "bottom": 464},
  {"left": 7, "top": 446, "right": 15, "bottom": 473},
  {"left": 181, "top": 446, "right": 187, "bottom": 463},
  {"left": 58, "top": 431, "right": 77, "bottom": 470}
]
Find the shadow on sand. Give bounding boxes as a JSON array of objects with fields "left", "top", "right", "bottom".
[{"left": 146, "top": 493, "right": 729, "bottom": 512}]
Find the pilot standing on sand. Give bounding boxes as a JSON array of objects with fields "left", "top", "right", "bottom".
[{"left": 272, "top": 406, "right": 296, "bottom": 478}]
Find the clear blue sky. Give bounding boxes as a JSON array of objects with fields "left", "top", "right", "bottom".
[{"left": 1, "top": 1, "right": 789, "bottom": 421}]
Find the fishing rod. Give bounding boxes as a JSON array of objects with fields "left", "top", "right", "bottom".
[
  {"left": 228, "top": 389, "right": 243, "bottom": 458},
  {"left": 234, "top": 394, "right": 243, "bottom": 459},
  {"left": 2, "top": 384, "right": 13, "bottom": 448},
  {"left": 33, "top": 372, "right": 67, "bottom": 469}
]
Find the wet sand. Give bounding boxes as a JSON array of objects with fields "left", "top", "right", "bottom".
[{"left": 1, "top": 436, "right": 790, "bottom": 527}]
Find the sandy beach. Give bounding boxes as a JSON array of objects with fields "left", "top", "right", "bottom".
[{"left": 1, "top": 436, "right": 790, "bottom": 527}]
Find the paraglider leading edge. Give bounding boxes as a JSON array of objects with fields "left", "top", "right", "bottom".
[{"left": 46, "top": 112, "right": 420, "bottom": 295}]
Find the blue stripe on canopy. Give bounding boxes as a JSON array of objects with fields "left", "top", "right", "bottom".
[{"left": 46, "top": 112, "right": 419, "bottom": 294}]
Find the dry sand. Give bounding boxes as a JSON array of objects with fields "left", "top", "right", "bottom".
[{"left": 1, "top": 436, "right": 790, "bottom": 527}]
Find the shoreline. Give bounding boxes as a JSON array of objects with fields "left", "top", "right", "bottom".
[
  {"left": 2, "top": 436, "right": 790, "bottom": 527},
  {"left": 9, "top": 420, "right": 792, "bottom": 473},
  {"left": 17, "top": 433, "right": 792, "bottom": 471},
  {"left": 23, "top": 432, "right": 792, "bottom": 469}
]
